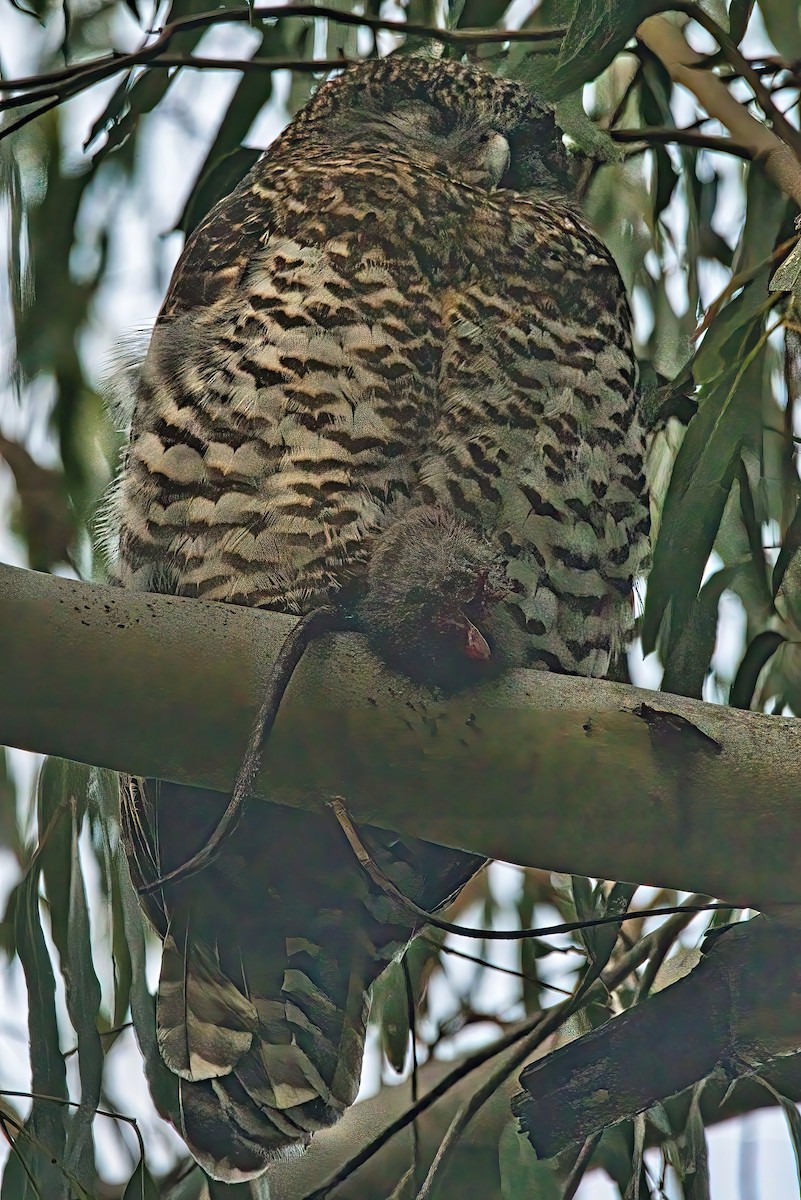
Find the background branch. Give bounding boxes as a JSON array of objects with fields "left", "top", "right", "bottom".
[
  {"left": 611, "top": 126, "right": 753, "bottom": 159},
  {"left": 515, "top": 915, "right": 801, "bottom": 1157},
  {"left": 261, "top": 917, "right": 801, "bottom": 1199},
  {"left": 0, "top": 4, "right": 563, "bottom": 137},
  {"left": 263, "top": 1013, "right": 801, "bottom": 1200},
  {"left": 637, "top": 14, "right": 801, "bottom": 206}
]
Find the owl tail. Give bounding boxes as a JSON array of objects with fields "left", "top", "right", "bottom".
[
  {"left": 122, "top": 778, "right": 482, "bottom": 1181},
  {"left": 158, "top": 928, "right": 368, "bottom": 1181}
]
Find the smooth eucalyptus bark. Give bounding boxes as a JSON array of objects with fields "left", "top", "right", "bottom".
[{"left": 1, "top": 562, "right": 799, "bottom": 907}]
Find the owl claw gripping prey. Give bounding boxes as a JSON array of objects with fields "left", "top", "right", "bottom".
[{"left": 116, "top": 53, "right": 649, "bottom": 1180}]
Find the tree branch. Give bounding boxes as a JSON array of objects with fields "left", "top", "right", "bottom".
[
  {"left": 514, "top": 915, "right": 801, "bottom": 1158},
  {"left": 264, "top": 921, "right": 680, "bottom": 1198},
  {"left": 2, "top": 563, "right": 801, "bottom": 909},
  {"left": 0, "top": 57, "right": 355, "bottom": 112},
  {"left": 637, "top": 14, "right": 801, "bottom": 207},
  {"left": 262, "top": 1001, "right": 801, "bottom": 1199},
  {"left": 265, "top": 916, "right": 801, "bottom": 1198},
  {"left": 671, "top": 2, "right": 801, "bottom": 159},
  {"left": 0, "top": 4, "right": 563, "bottom": 136},
  {"left": 610, "top": 125, "right": 753, "bottom": 160}
]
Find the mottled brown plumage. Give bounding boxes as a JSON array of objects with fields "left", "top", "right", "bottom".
[{"left": 115, "top": 53, "right": 649, "bottom": 1181}]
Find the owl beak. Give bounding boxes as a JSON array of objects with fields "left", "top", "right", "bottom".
[{"left": 462, "top": 614, "right": 491, "bottom": 660}]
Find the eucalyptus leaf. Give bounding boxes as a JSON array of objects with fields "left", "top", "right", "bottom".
[
  {"left": 623, "top": 1112, "right": 646, "bottom": 1200},
  {"left": 84, "top": 73, "right": 135, "bottom": 152},
  {"left": 122, "top": 1158, "right": 160, "bottom": 1200},
  {"left": 758, "top": 0, "right": 801, "bottom": 59},
  {"left": 28, "top": 760, "right": 101, "bottom": 1189},
  {"left": 372, "top": 931, "right": 445, "bottom": 1072},
  {"left": 727, "top": 0, "right": 756, "bottom": 44},
  {"left": 12, "top": 841, "right": 68, "bottom": 1197},
  {"left": 115, "top": 843, "right": 181, "bottom": 1126},
  {"left": 663, "top": 1082, "right": 711, "bottom": 1200},
  {"left": 642, "top": 320, "right": 769, "bottom": 658},
  {"left": 754, "top": 1077, "right": 801, "bottom": 1191},
  {"left": 770, "top": 240, "right": 801, "bottom": 297},
  {"left": 661, "top": 563, "right": 746, "bottom": 699},
  {"left": 62, "top": 815, "right": 103, "bottom": 1190},
  {"left": 180, "top": 149, "right": 262, "bottom": 237},
  {"left": 581, "top": 882, "right": 636, "bottom": 976},
  {"left": 0, "top": 748, "right": 21, "bottom": 864},
  {"left": 371, "top": 957, "right": 414, "bottom": 1074},
  {"left": 553, "top": 0, "right": 657, "bottom": 95},
  {"left": 498, "top": 1121, "right": 561, "bottom": 1200}
]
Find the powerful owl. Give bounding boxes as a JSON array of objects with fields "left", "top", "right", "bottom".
[{"left": 115, "top": 54, "right": 649, "bottom": 1181}]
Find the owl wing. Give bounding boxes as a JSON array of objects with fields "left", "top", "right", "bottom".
[
  {"left": 418, "top": 193, "right": 650, "bottom": 678},
  {"left": 117, "top": 149, "right": 443, "bottom": 609},
  {"left": 116, "top": 149, "right": 484, "bottom": 1182}
]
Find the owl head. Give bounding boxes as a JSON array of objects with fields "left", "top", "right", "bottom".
[{"left": 288, "top": 55, "right": 572, "bottom": 193}]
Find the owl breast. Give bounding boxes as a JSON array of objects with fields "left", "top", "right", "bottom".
[{"left": 119, "top": 130, "right": 647, "bottom": 672}]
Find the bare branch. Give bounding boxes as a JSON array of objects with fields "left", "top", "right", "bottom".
[
  {"left": 638, "top": 13, "right": 801, "bottom": 207},
  {"left": 330, "top": 794, "right": 727, "bottom": 939},
  {"left": 3, "top": 563, "right": 801, "bottom": 909},
  {"left": 611, "top": 125, "right": 753, "bottom": 159},
  {"left": 262, "top": 920, "right": 801, "bottom": 1199},
  {"left": 670, "top": 2, "right": 801, "bottom": 159},
  {"left": 0, "top": 4, "right": 563, "bottom": 138},
  {"left": 514, "top": 916, "right": 801, "bottom": 1158}
]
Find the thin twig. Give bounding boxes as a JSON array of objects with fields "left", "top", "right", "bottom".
[
  {"left": 694, "top": 233, "right": 798, "bottom": 340},
  {"left": 638, "top": 12, "right": 801, "bottom": 207},
  {"left": 271, "top": 902, "right": 723, "bottom": 1198},
  {"left": 611, "top": 125, "right": 753, "bottom": 159},
  {"left": 0, "top": 93, "right": 67, "bottom": 140},
  {"left": 563, "top": 1132, "right": 603, "bottom": 1200},
  {"left": 0, "top": 1088, "right": 146, "bottom": 1164},
  {"left": 411, "top": 1018, "right": 551, "bottom": 1199},
  {"left": 428, "top": 937, "right": 574, "bottom": 994},
  {"left": 0, "top": 1110, "right": 39, "bottom": 1192},
  {"left": 105, "top": 53, "right": 350, "bottom": 74},
  {"left": 0, "top": 3, "right": 562, "bottom": 141},
  {"left": 64, "top": 1020, "right": 133, "bottom": 1058},
  {"left": 0, "top": 4, "right": 563, "bottom": 110},
  {"left": 634, "top": 903, "right": 709, "bottom": 1001},
  {"left": 410, "top": 900, "right": 657, "bottom": 1200},
  {"left": 329, "top": 797, "right": 730, "bottom": 941},
  {"left": 0, "top": 56, "right": 353, "bottom": 111},
  {"left": 412, "top": 948, "right": 612, "bottom": 1199},
  {"left": 671, "top": 1, "right": 801, "bottom": 160},
  {"left": 303, "top": 1010, "right": 546, "bottom": 1200}
]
